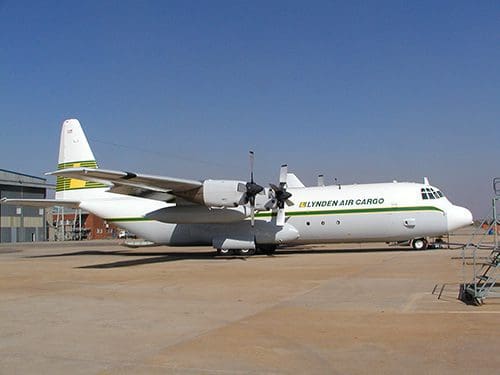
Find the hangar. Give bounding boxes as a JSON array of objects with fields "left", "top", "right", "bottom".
[{"left": 0, "top": 169, "right": 51, "bottom": 243}]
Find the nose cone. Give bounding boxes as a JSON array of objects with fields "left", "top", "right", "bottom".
[{"left": 447, "top": 205, "right": 473, "bottom": 232}]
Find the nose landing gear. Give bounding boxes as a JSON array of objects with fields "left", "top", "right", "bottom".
[{"left": 411, "top": 238, "right": 428, "bottom": 250}]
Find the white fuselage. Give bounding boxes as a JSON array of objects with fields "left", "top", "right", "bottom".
[
  {"left": 3, "top": 119, "right": 472, "bottom": 250},
  {"left": 72, "top": 181, "right": 472, "bottom": 247}
]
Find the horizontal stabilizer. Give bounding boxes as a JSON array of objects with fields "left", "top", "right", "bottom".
[{"left": 0, "top": 198, "right": 81, "bottom": 208}]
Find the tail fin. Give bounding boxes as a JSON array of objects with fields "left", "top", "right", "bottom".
[{"left": 55, "top": 119, "right": 107, "bottom": 199}]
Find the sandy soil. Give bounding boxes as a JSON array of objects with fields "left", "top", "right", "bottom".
[{"left": 0, "top": 234, "right": 498, "bottom": 374}]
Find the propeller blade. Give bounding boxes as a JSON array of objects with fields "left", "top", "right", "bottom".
[
  {"left": 279, "top": 164, "right": 288, "bottom": 185},
  {"left": 249, "top": 194, "right": 256, "bottom": 226},
  {"left": 268, "top": 165, "right": 292, "bottom": 226},
  {"left": 249, "top": 151, "right": 255, "bottom": 183},
  {"left": 264, "top": 199, "right": 276, "bottom": 210},
  {"left": 250, "top": 206, "right": 255, "bottom": 226},
  {"left": 246, "top": 151, "right": 263, "bottom": 227},
  {"left": 276, "top": 208, "right": 286, "bottom": 226}
]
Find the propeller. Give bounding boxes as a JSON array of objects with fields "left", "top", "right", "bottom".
[
  {"left": 269, "top": 164, "right": 293, "bottom": 226},
  {"left": 237, "top": 151, "right": 264, "bottom": 226}
]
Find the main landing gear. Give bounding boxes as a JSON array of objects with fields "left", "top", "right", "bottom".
[
  {"left": 216, "top": 248, "right": 255, "bottom": 256},
  {"left": 216, "top": 245, "right": 277, "bottom": 256}
]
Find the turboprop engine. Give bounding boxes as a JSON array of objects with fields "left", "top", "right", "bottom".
[
  {"left": 198, "top": 151, "right": 277, "bottom": 226},
  {"left": 175, "top": 152, "right": 292, "bottom": 226},
  {"left": 202, "top": 179, "right": 248, "bottom": 207},
  {"left": 201, "top": 179, "right": 268, "bottom": 207}
]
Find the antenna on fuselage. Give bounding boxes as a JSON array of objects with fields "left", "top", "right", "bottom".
[
  {"left": 334, "top": 178, "right": 341, "bottom": 189},
  {"left": 423, "top": 177, "right": 430, "bottom": 185}
]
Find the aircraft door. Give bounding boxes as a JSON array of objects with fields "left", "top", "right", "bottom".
[{"left": 403, "top": 218, "right": 416, "bottom": 228}]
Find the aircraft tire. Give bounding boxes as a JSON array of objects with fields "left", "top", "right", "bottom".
[
  {"left": 218, "top": 248, "right": 233, "bottom": 256},
  {"left": 411, "top": 238, "right": 428, "bottom": 250},
  {"left": 238, "top": 248, "right": 256, "bottom": 256}
]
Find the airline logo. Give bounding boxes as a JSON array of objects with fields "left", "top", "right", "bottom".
[{"left": 299, "top": 197, "right": 385, "bottom": 208}]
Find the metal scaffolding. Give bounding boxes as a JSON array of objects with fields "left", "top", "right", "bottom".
[
  {"left": 52, "top": 207, "right": 86, "bottom": 241},
  {"left": 460, "top": 178, "right": 500, "bottom": 305}
]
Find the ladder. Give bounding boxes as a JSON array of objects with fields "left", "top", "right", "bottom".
[{"left": 460, "top": 178, "right": 500, "bottom": 305}]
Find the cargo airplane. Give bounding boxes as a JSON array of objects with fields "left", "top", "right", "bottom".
[{"left": 1, "top": 119, "right": 473, "bottom": 254}]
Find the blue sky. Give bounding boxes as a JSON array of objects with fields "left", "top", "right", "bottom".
[{"left": 1, "top": 1, "right": 499, "bottom": 217}]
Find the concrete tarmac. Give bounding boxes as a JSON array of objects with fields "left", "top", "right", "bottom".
[{"left": 0, "top": 237, "right": 499, "bottom": 374}]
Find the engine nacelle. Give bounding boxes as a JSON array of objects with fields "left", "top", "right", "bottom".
[{"left": 202, "top": 179, "right": 246, "bottom": 207}]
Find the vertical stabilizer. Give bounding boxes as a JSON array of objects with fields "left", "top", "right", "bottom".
[
  {"left": 58, "top": 119, "right": 96, "bottom": 166},
  {"left": 56, "top": 119, "right": 107, "bottom": 199}
]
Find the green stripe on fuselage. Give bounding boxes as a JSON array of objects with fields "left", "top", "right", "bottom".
[
  {"left": 254, "top": 205, "right": 443, "bottom": 218},
  {"left": 106, "top": 217, "right": 154, "bottom": 222},
  {"left": 104, "top": 206, "right": 443, "bottom": 223}
]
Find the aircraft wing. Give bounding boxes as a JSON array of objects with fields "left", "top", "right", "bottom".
[
  {"left": 48, "top": 168, "right": 203, "bottom": 200},
  {"left": 0, "top": 198, "right": 81, "bottom": 208}
]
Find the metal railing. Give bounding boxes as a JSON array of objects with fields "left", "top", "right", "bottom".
[{"left": 460, "top": 180, "right": 500, "bottom": 305}]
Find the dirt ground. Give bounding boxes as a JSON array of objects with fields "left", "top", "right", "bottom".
[{"left": 0, "top": 233, "right": 498, "bottom": 374}]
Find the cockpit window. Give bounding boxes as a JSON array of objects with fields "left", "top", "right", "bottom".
[
  {"left": 428, "top": 188, "right": 438, "bottom": 199},
  {"left": 421, "top": 187, "right": 444, "bottom": 200}
]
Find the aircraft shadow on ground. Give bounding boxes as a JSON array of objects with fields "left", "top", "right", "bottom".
[
  {"left": 78, "top": 252, "right": 228, "bottom": 269},
  {"left": 28, "top": 250, "right": 236, "bottom": 268},
  {"left": 23, "top": 246, "right": 419, "bottom": 269},
  {"left": 281, "top": 247, "right": 411, "bottom": 255}
]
